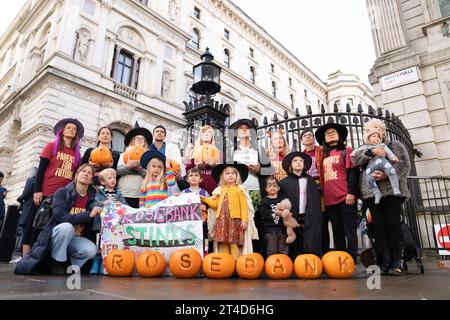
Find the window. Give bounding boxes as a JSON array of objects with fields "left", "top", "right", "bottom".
[
  {"left": 193, "top": 6, "right": 201, "bottom": 19},
  {"left": 348, "top": 98, "right": 354, "bottom": 106},
  {"left": 272, "top": 81, "right": 277, "bottom": 98},
  {"left": 224, "top": 49, "right": 230, "bottom": 68},
  {"left": 112, "top": 129, "right": 126, "bottom": 153},
  {"left": 439, "top": 0, "right": 450, "bottom": 16},
  {"left": 290, "top": 94, "right": 295, "bottom": 108},
  {"left": 224, "top": 29, "right": 230, "bottom": 40},
  {"left": 250, "top": 66, "right": 255, "bottom": 84},
  {"left": 249, "top": 47, "right": 254, "bottom": 58},
  {"left": 289, "top": 77, "right": 292, "bottom": 86},
  {"left": 116, "top": 50, "right": 134, "bottom": 86},
  {"left": 191, "top": 28, "right": 200, "bottom": 49},
  {"left": 271, "top": 63, "right": 275, "bottom": 73}
]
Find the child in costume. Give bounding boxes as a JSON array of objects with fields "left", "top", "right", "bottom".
[{"left": 201, "top": 163, "right": 258, "bottom": 260}]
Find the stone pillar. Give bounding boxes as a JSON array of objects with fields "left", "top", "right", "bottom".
[
  {"left": 152, "top": 36, "right": 166, "bottom": 96},
  {"left": 55, "top": 0, "right": 81, "bottom": 57},
  {"left": 93, "top": 3, "right": 112, "bottom": 70},
  {"left": 103, "top": 34, "right": 116, "bottom": 77},
  {"left": 138, "top": 56, "right": 154, "bottom": 93},
  {"left": 111, "top": 44, "right": 122, "bottom": 80},
  {"left": 174, "top": 47, "right": 186, "bottom": 103},
  {"left": 366, "top": 0, "right": 407, "bottom": 58}
]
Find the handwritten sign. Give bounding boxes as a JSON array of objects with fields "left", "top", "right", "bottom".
[
  {"left": 100, "top": 193, "right": 204, "bottom": 275},
  {"left": 234, "top": 149, "right": 258, "bottom": 166}
]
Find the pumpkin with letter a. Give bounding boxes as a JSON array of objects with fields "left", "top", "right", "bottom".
[
  {"left": 202, "top": 253, "right": 235, "bottom": 279},
  {"left": 264, "top": 254, "right": 293, "bottom": 280},
  {"left": 90, "top": 146, "right": 113, "bottom": 165},
  {"left": 105, "top": 250, "right": 135, "bottom": 277},
  {"left": 169, "top": 249, "right": 202, "bottom": 278},
  {"left": 322, "top": 251, "right": 355, "bottom": 279},
  {"left": 136, "top": 251, "right": 166, "bottom": 277},
  {"left": 123, "top": 146, "right": 146, "bottom": 164},
  {"left": 294, "top": 254, "right": 323, "bottom": 279},
  {"left": 236, "top": 253, "right": 264, "bottom": 279}
]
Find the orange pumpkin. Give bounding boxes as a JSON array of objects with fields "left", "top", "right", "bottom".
[
  {"left": 90, "top": 146, "right": 113, "bottom": 165},
  {"left": 366, "top": 209, "right": 373, "bottom": 224},
  {"left": 294, "top": 254, "right": 323, "bottom": 279},
  {"left": 202, "top": 253, "right": 235, "bottom": 279},
  {"left": 170, "top": 160, "right": 181, "bottom": 175},
  {"left": 123, "top": 146, "right": 146, "bottom": 164},
  {"left": 264, "top": 254, "right": 293, "bottom": 280},
  {"left": 105, "top": 250, "right": 135, "bottom": 277},
  {"left": 236, "top": 253, "right": 264, "bottom": 279},
  {"left": 322, "top": 251, "right": 355, "bottom": 279},
  {"left": 169, "top": 249, "right": 202, "bottom": 278},
  {"left": 136, "top": 251, "right": 166, "bottom": 277},
  {"left": 194, "top": 144, "right": 220, "bottom": 164}
]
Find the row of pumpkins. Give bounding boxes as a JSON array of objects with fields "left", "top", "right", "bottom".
[{"left": 105, "top": 249, "right": 355, "bottom": 279}]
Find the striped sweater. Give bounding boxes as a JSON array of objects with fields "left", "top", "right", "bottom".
[{"left": 139, "top": 169, "right": 176, "bottom": 208}]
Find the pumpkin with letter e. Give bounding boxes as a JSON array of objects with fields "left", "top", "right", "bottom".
[{"left": 202, "top": 253, "right": 235, "bottom": 279}]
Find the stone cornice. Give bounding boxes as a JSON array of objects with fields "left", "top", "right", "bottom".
[{"left": 17, "top": 124, "right": 53, "bottom": 144}]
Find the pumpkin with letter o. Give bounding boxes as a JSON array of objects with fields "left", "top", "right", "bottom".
[
  {"left": 202, "top": 253, "right": 235, "bottom": 279},
  {"left": 264, "top": 254, "right": 293, "bottom": 280},
  {"left": 123, "top": 146, "right": 146, "bottom": 164},
  {"left": 105, "top": 250, "right": 135, "bottom": 277},
  {"left": 169, "top": 249, "right": 202, "bottom": 278},
  {"left": 294, "top": 254, "right": 323, "bottom": 279},
  {"left": 236, "top": 253, "right": 264, "bottom": 279},
  {"left": 136, "top": 251, "right": 166, "bottom": 277},
  {"left": 322, "top": 251, "right": 355, "bottom": 279},
  {"left": 90, "top": 147, "right": 113, "bottom": 165}
]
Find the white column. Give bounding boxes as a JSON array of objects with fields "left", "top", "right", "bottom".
[
  {"left": 55, "top": 0, "right": 81, "bottom": 57},
  {"left": 174, "top": 47, "right": 186, "bottom": 103},
  {"left": 103, "top": 34, "right": 116, "bottom": 77},
  {"left": 152, "top": 37, "right": 165, "bottom": 96},
  {"left": 93, "top": 3, "right": 112, "bottom": 70},
  {"left": 138, "top": 56, "right": 154, "bottom": 93}
]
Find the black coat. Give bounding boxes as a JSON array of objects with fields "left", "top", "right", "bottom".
[
  {"left": 15, "top": 182, "right": 97, "bottom": 275},
  {"left": 17, "top": 176, "right": 36, "bottom": 227},
  {"left": 278, "top": 173, "right": 323, "bottom": 256}
]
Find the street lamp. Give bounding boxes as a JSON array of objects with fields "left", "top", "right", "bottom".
[{"left": 191, "top": 47, "right": 221, "bottom": 97}]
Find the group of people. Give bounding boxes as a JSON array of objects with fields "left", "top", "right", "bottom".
[{"left": 11, "top": 115, "right": 410, "bottom": 277}]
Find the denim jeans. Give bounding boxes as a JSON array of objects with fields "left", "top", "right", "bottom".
[{"left": 50, "top": 223, "right": 97, "bottom": 268}]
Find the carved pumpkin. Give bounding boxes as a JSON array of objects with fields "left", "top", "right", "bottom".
[
  {"left": 264, "top": 254, "right": 293, "bottom": 280},
  {"left": 123, "top": 146, "right": 146, "bottom": 164},
  {"left": 90, "top": 147, "right": 113, "bottom": 165},
  {"left": 236, "top": 253, "right": 264, "bottom": 279},
  {"left": 169, "top": 249, "right": 202, "bottom": 278},
  {"left": 202, "top": 253, "right": 235, "bottom": 279},
  {"left": 294, "top": 254, "right": 323, "bottom": 279},
  {"left": 322, "top": 251, "right": 355, "bottom": 279},
  {"left": 193, "top": 144, "right": 220, "bottom": 165},
  {"left": 105, "top": 250, "right": 135, "bottom": 277},
  {"left": 136, "top": 251, "right": 166, "bottom": 277}
]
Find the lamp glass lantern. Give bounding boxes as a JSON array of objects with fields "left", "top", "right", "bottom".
[{"left": 191, "top": 48, "right": 221, "bottom": 96}]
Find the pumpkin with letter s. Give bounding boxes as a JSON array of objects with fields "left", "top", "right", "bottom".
[
  {"left": 321, "top": 251, "right": 355, "bottom": 279},
  {"left": 136, "top": 251, "right": 166, "bottom": 277},
  {"left": 123, "top": 146, "right": 146, "bottom": 164},
  {"left": 202, "top": 253, "right": 235, "bottom": 279},
  {"left": 236, "top": 253, "right": 264, "bottom": 279},
  {"left": 294, "top": 254, "right": 323, "bottom": 279},
  {"left": 90, "top": 146, "right": 113, "bottom": 165},
  {"left": 105, "top": 250, "right": 135, "bottom": 277},
  {"left": 264, "top": 254, "right": 293, "bottom": 280},
  {"left": 169, "top": 249, "right": 202, "bottom": 278}
]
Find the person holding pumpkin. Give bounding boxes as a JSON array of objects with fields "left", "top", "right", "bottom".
[
  {"left": 315, "top": 123, "right": 360, "bottom": 265},
  {"left": 139, "top": 151, "right": 176, "bottom": 209},
  {"left": 81, "top": 126, "right": 120, "bottom": 186},
  {"left": 267, "top": 129, "right": 291, "bottom": 181},
  {"left": 201, "top": 163, "right": 259, "bottom": 261},
  {"left": 116, "top": 128, "right": 152, "bottom": 208}
]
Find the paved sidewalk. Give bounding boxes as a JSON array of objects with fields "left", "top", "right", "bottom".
[{"left": 1, "top": 252, "right": 449, "bottom": 300}]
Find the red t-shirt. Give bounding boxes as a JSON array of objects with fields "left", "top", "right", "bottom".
[
  {"left": 323, "top": 147, "right": 354, "bottom": 206},
  {"left": 41, "top": 141, "right": 77, "bottom": 196},
  {"left": 70, "top": 194, "right": 89, "bottom": 236}
]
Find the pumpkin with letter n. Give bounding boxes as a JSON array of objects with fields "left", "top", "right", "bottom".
[
  {"left": 294, "top": 254, "right": 323, "bottom": 279},
  {"left": 264, "top": 254, "right": 293, "bottom": 280},
  {"left": 136, "top": 251, "right": 166, "bottom": 277},
  {"left": 202, "top": 253, "right": 235, "bottom": 279},
  {"left": 123, "top": 146, "right": 146, "bottom": 164},
  {"left": 236, "top": 253, "right": 264, "bottom": 279},
  {"left": 321, "top": 251, "right": 355, "bottom": 279},
  {"left": 169, "top": 249, "right": 202, "bottom": 278},
  {"left": 105, "top": 250, "right": 135, "bottom": 277},
  {"left": 90, "top": 146, "right": 113, "bottom": 165}
]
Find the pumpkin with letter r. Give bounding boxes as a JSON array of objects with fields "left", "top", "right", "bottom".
[{"left": 105, "top": 250, "right": 135, "bottom": 277}]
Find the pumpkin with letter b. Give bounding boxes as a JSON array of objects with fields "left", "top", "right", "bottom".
[
  {"left": 105, "top": 250, "right": 135, "bottom": 277},
  {"left": 294, "top": 254, "right": 323, "bottom": 279},
  {"left": 236, "top": 253, "right": 264, "bottom": 279},
  {"left": 202, "top": 253, "right": 235, "bottom": 279},
  {"left": 321, "top": 251, "right": 355, "bottom": 279},
  {"left": 169, "top": 249, "right": 202, "bottom": 278},
  {"left": 264, "top": 254, "right": 293, "bottom": 280},
  {"left": 136, "top": 251, "right": 166, "bottom": 277},
  {"left": 123, "top": 146, "right": 146, "bottom": 164},
  {"left": 90, "top": 146, "right": 113, "bottom": 165}
]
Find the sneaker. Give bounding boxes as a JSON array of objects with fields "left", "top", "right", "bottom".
[
  {"left": 9, "top": 257, "right": 22, "bottom": 264},
  {"left": 50, "top": 258, "right": 67, "bottom": 275}
]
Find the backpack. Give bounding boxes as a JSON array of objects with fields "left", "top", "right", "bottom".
[{"left": 32, "top": 196, "right": 54, "bottom": 230}]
